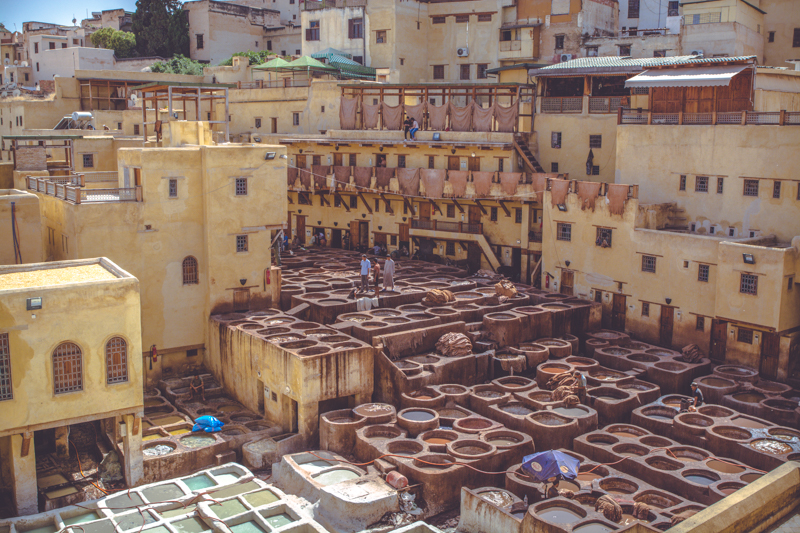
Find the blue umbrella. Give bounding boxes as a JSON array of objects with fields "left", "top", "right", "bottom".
[{"left": 521, "top": 451, "right": 580, "bottom": 482}]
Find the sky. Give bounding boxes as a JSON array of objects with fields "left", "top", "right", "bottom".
[{"left": 1, "top": 0, "right": 140, "bottom": 31}]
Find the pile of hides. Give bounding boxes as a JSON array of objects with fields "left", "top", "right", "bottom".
[
  {"left": 423, "top": 289, "right": 455, "bottom": 306},
  {"left": 595, "top": 495, "right": 623, "bottom": 523},
  {"left": 680, "top": 344, "right": 704, "bottom": 364},
  {"left": 436, "top": 332, "right": 473, "bottom": 357},
  {"left": 547, "top": 372, "right": 576, "bottom": 390},
  {"left": 193, "top": 415, "right": 224, "bottom": 433},
  {"left": 552, "top": 385, "right": 575, "bottom": 402},
  {"left": 473, "top": 269, "right": 505, "bottom": 281},
  {"left": 563, "top": 394, "right": 580, "bottom": 407},
  {"left": 495, "top": 280, "right": 517, "bottom": 298},
  {"left": 671, "top": 510, "right": 699, "bottom": 526},
  {"left": 632, "top": 502, "right": 651, "bottom": 520}
]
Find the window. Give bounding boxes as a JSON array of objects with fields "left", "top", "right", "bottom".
[
  {"left": 695, "top": 176, "right": 708, "bottom": 193},
  {"left": 236, "top": 235, "right": 249, "bottom": 253},
  {"left": 668, "top": 1, "right": 679, "bottom": 16},
  {"left": 298, "top": 192, "right": 311, "bottom": 205},
  {"left": 374, "top": 198, "right": 380, "bottom": 212},
  {"left": 460, "top": 64, "right": 470, "bottom": 80},
  {"left": 587, "top": 46, "right": 599, "bottom": 57},
  {"left": 794, "top": 28, "right": 800, "bottom": 48},
  {"left": 53, "top": 342, "right": 83, "bottom": 394},
  {"left": 62, "top": 235, "right": 68, "bottom": 253},
  {"left": 312, "top": 155, "right": 321, "bottom": 166},
  {"left": 551, "top": 132, "right": 561, "bottom": 149},
  {"left": 737, "top": 328, "right": 753, "bottom": 344},
  {"left": 446, "top": 241, "right": 456, "bottom": 255},
  {"left": 498, "top": 159, "right": 504, "bottom": 172},
  {"left": 267, "top": 40, "right": 272, "bottom": 51},
  {"left": 428, "top": 156, "right": 435, "bottom": 169},
  {"left": 105, "top": 337, "right": 128, "bottom": 384},
  {"left": 551, "top": 162, "right": 559, "bottom": 173},
  {"left": 235, "top": 177, "right": 248, "bottom": 196},
  {"left": 350, "top": 195, "right": 358, "bottom": 209},
  {"left": 349, "top": 18, "right": 363, "bottom": 39},
  {"left": 433, "top": 65, "right": 445, "bottom": 80},
  {"left": 740, "top": 273, "right": 758, "bottom": 295},
  {"left": 334, "top": 195, "right": 342, "bottom": 208},
  {"left": 501, "top": 30, "right": 513, "bottom": 42},
  {"left": 743, "top": 179, "right": 759, "bottom": 197},
  {"left": 455, "top": 15, "right": 469, "bottom": 23},
  {"left": 773, "top": 181, "right": 781, "bottom": 199},
  {"left": 61, "top": 43, "right": 67, "bottom": 49},
  {"left": 433, "top": 16, "right": 446, "bottom": 24},
  {"left": 24, "top": 73, "right": 29, "bottom": 82},
  {"left": 376, "top": 30, "right": 387, "bottom": 43},
  {"left": 255, "top": 118, "right": 262, "bottom": 129},
  {"left": 477, "top": 64, "right": 488, "bottom": 79},
  {"left": 478, "top": 14, "right": 492, "bottom": 21},
  {"left": 117, "top": 122, "right": 122, "bottom": 130},
  {"left": 591, "top": 166, "right": 599, "bottom": 176},
  {"left": 729, "top": 228, "right": 735, "bottom": 237},
  {"left": 36, "top": 63, "right": 39, "bottom": 72},
  {"left": 349, "top": 154, "right": 357, "bottom": 166},
  {"left": 490, "top": 207, "right": 498, "bottom": 221},
  {"left": 557, "top": 223, "right": 572, "bottom": 241},
  {"left": 555, "top": 35, "right": 565, "bottom": 49},
  {"left": 696, "top": 316, "right": 705, "bottom": 331},
  {"left": 196, "top": 34, "right": 204, "bottom": 49},
  {"left": 589, "top": 135, "right": 602, "bottom": 149},
  {"left": 618, "top": 44, "right": 631, "bottom": 56},
  {"left": 515, "top": 208, "right": 522, "bottom": 223},
  {"left": 49, "top": 42, "right": 55, "bottom": 50},
  {"left": 698, "top": 264, "right": 709, "bottom": 282},
  {"left": 447, "top": 204, "right": 455, "bottom": 218},
  {"left": 709, "top": 226, "right": 716, "bottom": 235},
  {"left": 789, "top": 277, "right": 794, "bottom": 291},
  {"left": 628, "top": 0, "right": 639, "bottom": 18},
  {"left": 679, "top": 175, "right": 686, "bottom": 191},
  {"left": 0, "top": 333, "right": 12, "bottom": 401},
  {"left": 83, "top": 154, "right": 94, "bottom": 168},
  {"left": 391, "top": 235, "right": 398, "bottom": 246},
  {"left": 654, "top": 50, "right": 666, "bottom": 58},
  {"left": 169, "top": 178, "right": 178, "bottom": 198},
  {"left": 596, "top": 227, "right": 612, "bottom": 247},
  {"left": 293, "top": 112, "right": 300, "bottom": 126},
  {"left": 187, "top": 349, "right": 198, "bottom": 357},
  {"left": 306, "top": 21, "right": 320, "bottom": 41},
  {"left": 400, "top": 58, "right": 404, "bottom": 65},
  {"left": 642, "top": 302, "right": 649, "bottom": 317},
  {"left": 768, "top": 31, "right": 775, "bottom": 43},
  {"left": 641, "top": 255, "right": 656, "bottom": 273},
  {"left": 717, "top": 177, "right": 724, "bottom": 194},
  {"left": 398, "top": 155, "right": 406, "bottom": 168},
  {"left": 183, "top": 256, "right": 199, "bottom": 284},
  {"left": 353, "top": 56, "right": 363, "bottom": 64},
  {"left": 35, "top": 42, "right": 39, "bottom": 53}
]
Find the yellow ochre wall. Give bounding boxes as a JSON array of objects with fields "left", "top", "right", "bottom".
[{"left": 0, "top": 190, "right": 43, "bottom": 265}]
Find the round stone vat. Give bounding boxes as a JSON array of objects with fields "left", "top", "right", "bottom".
[
  {"left": 413, "top": 454, "right": 457, "bottom": 471},
  {"left": 396, "top": 408, "right": 439, "bottom": 437},
  {"left": 419, "top": 429, "right": 459, "bottom": 452},
  {"left": 353, "top": 403, "right": 396, "bottom": 425},
  {"left": 482, "top": 429, "right": 526, "bottom": 449},
  {"left": 448, "top": 439, "right": 496, "bottom": 460},
  {"left": 453, "top": 417, "right": 496, "bottom": 434},
  {"left": 386, "top": 439, "right": 425, "bottom": 458},
  {"left": 645, "top": 456, "right": 684, "bottom": 471},
  {"left": 599, "top": 478, "right": 639, "bottom": 495}
]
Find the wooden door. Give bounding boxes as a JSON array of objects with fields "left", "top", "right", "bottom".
[
  {"left": 468, "top": 205, "right": 482, "bottom": 224},
  {"left": 331, "top": 229, "right": 342, "bottom": 248},
  {"left": 399, "top": 223, "right": 409, "bottom": 241},
  {"left": 467, "top": 243, "right": 482, "bottom": 273},
  {"left": 133, "top": 168, "right": 142, "bottom": 186},
  {"left": 469, "top": 157, "right": 480, "bottom": 171},
  {"left": 296, "top": 154, "right": 306, "bottom": 168},
  {"left": 760, "top": 332, "right": 780, "bottom": 380},
  {"left": 611, "top": 294, "right": 626, "bottom": 331},
  {"left": 448, "top": 156, "right": 460, "bottom": 170},
  {"left": 419, "top": 202, "right": 431, "bottom": 220},
  {"left": 512, "top": 248, "right": 521, "bottom": 282},
  {"left": 333, "top": 153, "right": 343, "bottom": 167},
  {"left": 359, "top": 221, "right": 369, "bottom": 246},
  {"left": 560, "top": 270, "right": 574, "bottom": 296},
  {"left": 349, "top": 220, "right": 358, "bottom": 250},
  {"left": 233, "top": 288, "right": 250, "bottom": 312},
  {"left": 710, "top": 319, "right": 727, "bottom": 362},
  {"left": 296, "top": 215, "right": 305, "bottom": 245},
  {"left": 660, "top": 306, "right": 674, "bottom": 348}
]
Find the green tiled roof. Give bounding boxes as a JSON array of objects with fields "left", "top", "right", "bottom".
[{"left": 529, "top": 55, "right": 757, "bottom": 76}]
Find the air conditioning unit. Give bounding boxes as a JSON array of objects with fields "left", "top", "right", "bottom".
[
  {"left": 690, "top": 50, "right": 704, "bottom": 57},
  {"left": 560, "top": 53, "right": 573, "bottom": 62},
  {"left": 457, "top": 47, "right": 469, "bottom": 57}
]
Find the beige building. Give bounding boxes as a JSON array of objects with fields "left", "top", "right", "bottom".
[
  {"left": 0, "top": 189, "right": 43, "bottom": 265},
  {"left": 681, "top": 0, "right": 765, "bottom": 60},
  {"left": 0, "top": 257, "right": 143, "bottom": 516}
]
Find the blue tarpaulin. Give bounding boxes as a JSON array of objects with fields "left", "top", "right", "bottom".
[{"left": 521, "top": 450, "right": 580, "bottom": 482}]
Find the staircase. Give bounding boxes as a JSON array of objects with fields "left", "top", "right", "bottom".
[{"left": 514, "top": 133, "right": 545, "bottom": 174}]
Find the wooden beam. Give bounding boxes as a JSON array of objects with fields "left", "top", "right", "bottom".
[
  {"left": 474, "top": 200, "right": 488, "bottom": 215},
  {"left": 21, "top": 432, "right": 31, "bottom": 457},
  {"left": 334, "top": 192, "right": 350, "bottom": 212},
  {"left": 430, "top": 199, "right": 442, "bottom": 216},
  {"left": 498, "top": 200, "right": 511, "bottom": 217},
  {"left": 380, "top": 193, "right": 394, "bottom": 214},
  {"left": 459, "top": 242, "right": 468, "bottom": 251},
  {"left": 287, "top": 195, "right": 294, "bottom": 204},
  {"left": 452, "top": 199, "right": 464, "bottom": 213},
  {"left": 358, "top": 192, "right": 373, "bottom": 214},
  {"left": 403, "top": 197, "right": 415, "bottom": 214},
  {"left": 318, "top": 193, "right": 330, "bottom": 207}
]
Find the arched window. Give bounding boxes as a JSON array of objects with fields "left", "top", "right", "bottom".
[
  {"left": 106, "top": 337, "right": 128, "bottom": 384},
  {"left": 182, "top": 256, "right": 198, "bottom": 285},
  {"left": 53, "top": 342, "right": 83, "bottom": 394}
]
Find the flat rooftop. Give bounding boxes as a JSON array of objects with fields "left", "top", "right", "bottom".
[{"left": 0, "top": 263, "right": 117, "bottom": 290}]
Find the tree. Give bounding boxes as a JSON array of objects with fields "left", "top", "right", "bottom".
[
  {"left": 90, "top": 27, "right": 137, "bottom": 58},
  {"left": 218, "top": 50, "right": 277, "bottom": 67},
  {"left": 150, "top": 55, "right": 206, "bottom": 76},
  {"left": 132, "top": 0, "right": 188, "bottom": 58}
]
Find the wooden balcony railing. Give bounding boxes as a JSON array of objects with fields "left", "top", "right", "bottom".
[
  {"left": 237, "top": 79, "right": 311, "bottom": 89},
  {"left": 541, "top": 97, "right": 583, "bottom": 114},
  {"left": 26, "top": 176, "right": 141, "bottom": 204},
  {"left": 589, "top": 97, "right": 628, "bottom": 114},
  {"left": 618, "top": 109, "right": 800, "bottom": 126},
  {"left": 411, "top": 219, "right": 483, "bottom": 234}
]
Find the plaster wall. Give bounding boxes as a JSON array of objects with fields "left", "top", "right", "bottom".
[
  {"left": 0, "top": 190, "right": 43, "bottom": 265},
  {"left": 534, "top": 113, "right": 618, "bottom": 183},
  {"left": 761, "top": 0, "right": 797, "bottom": 67},
  {"left": 681, "top": 22, "right": 764, "bottom": 58},
  {"left": 582, "top": 33, "right": 681, "bottom": 58}
]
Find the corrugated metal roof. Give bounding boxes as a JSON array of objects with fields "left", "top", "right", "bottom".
[
  {"left": 625, "top": 65, "right": 749, "bottom": 88},
  {"left": 529, "top": 55, "right": 757, "bottom": 77}
]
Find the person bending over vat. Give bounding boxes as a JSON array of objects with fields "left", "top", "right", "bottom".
[
  {"left": 573, "top": 371, "right": 587, "bottom": 404},
  {"left": 190, "top": 373, "right": 206, "bottom": 403},
  {"left": 690, "top": 382, "right": 704, "bottom": 411}
]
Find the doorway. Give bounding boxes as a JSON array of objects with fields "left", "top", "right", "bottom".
[
  {"left": 295, "top": 154, "right": 306, "bottom": 168},
  {"left": 376, "top": 153, "right": 387, "bottom": 167},
  {"left": 448, "top": 156, "right": 460, "bottom": 170},
  {"left": 760, "top": 332, "right": 780, "bottom": 380},
  {"left": 660, "top": 306, "right": 674, "bottom": 348},
  {"left": 233, "top": 288, "right": 251, "bottom": 312},
  {"left": 333, "top": 153, "right": 343, "bottom": 167},
  {"left": 710, "top": 319, "right": 727, "bottom": 363},
  {"left": 467, "top": 243, "right": 482, "bottom": 273},
  {"left": 331, "top": 228, "right": 342, "bottom": 248},
  {"left": 257, "top": 379, "right": 265, "bottom": 415},
  {"left": 511, "top": 248, "right": 522, "bottom": 282},
  {"left": 419, "top": 202, "right": 431, "bottom": 220},
  {"left": 611, "top": 294, "right": 626, "bottom": 331},
  {"left": 560, "top": 270, "right": 574, "bottom": 296}
]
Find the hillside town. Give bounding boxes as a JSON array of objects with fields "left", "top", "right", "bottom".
[{"left": 1, "top": 0, "right": 800, "bottom": 532}]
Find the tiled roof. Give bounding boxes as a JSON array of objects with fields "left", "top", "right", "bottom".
[{"left": 529, "top": 55, "right": 757, "bottom": 76}]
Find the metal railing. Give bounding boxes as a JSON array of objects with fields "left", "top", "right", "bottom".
[
  {"left": 25, "top": 176, "right": 141, "bottom": 204},
  {"left": 618, "top": 109, "right": 800, "bottom": 126},
  {"left": 541, "top": 97, "right": 583, "bottom": 114},
  {"left": 237, "top": 79, "right": 312, "bottom": 89},
  {"left": 589, "top": 97, "right": 628, "bottom": 114},
  {"left": 410, "top": 219, "right": 483, "bottom": 234},
  {"left": 684, "top": 12, "right": 722, "bottom": 25}
]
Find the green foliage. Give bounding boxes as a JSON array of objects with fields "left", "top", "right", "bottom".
[
  {"left": 150, "top": 55, "right": 206, "bottom": 76},
  {"left": 132, "top": 0, "right": 188, "bottom": 58},
  {"left": 90, "top": 27, "right": 137, "bottom": 58},
  {"left": 217, "top": 50, "right": 278, "bottom": 67}
]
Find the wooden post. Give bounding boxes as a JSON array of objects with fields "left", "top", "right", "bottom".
[
  {"left": 741, "top": 110, "right": 747, "bottom": 125},
  {"left": 678, "top": 111, "right": 683, "bottom": 125},
  {"left": 647, "top": 111, "right": 653, "bottom": 125},
  {"left": 617, "top": 106, "right": 623, "bottom": 125},
  {"left": 136, "top": 186, "right": 143, "bottom": 202},
  {"left": 780, "top": 110, "right": 786, "bottom": 126},
  {"left": 21, "top": 433, "right": 31, "bottom": 457}
]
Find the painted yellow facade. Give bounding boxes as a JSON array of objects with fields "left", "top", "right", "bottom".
[
  {"left": 0, "top": 189, "right": 42, "bottom": 265},
  {"left": 0, "top": 257, "right": 143, "bottom": 516}
]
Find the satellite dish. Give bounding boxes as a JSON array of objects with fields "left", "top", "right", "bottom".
[
  {"left": 12, "top": 89, "right": 21, "bottom": 97},
  {"left": 1, "top": 91, "right": 7, "bottom": 98},
  {"left": 13, "top": 60, "right": 18, "bottom": 65},
  {"left": 3, "top": 58, "right": 8, "bottom": 65},
  {"left": 21, "top": 61, "right": 28, "bottom": 67}
]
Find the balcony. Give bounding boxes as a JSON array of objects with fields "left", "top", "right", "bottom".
[
  {"left": 541, "top": 97, "right": 583, "bottom": 114},
  {"left": 618, "top": 109, "right": 800, "bottom": 126},
  {"left": 237, "top": 79, "right": 311, "bottom": 89},
  {"left": 411, "top": 219, "right": 483, "bottom": 234},
  {"left": 26, "top": 176, "right": 141, "bottom": 204},
  {"left": 589, "top": 97, "right": 629, "bottom": 114}
]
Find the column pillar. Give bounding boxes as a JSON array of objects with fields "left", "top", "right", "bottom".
[
  {"left": 11, "top": 433, "right": 37, "bottom": 516},
  {"left": 121, "top": 414, "right": 143, "bottom": 487}
]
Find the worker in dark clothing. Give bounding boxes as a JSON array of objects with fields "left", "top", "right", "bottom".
[{"left": 690, "top": 382, "right": 704, "bottom": 410}]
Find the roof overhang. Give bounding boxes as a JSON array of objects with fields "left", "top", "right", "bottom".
[
  {"left": 625, "top": 65, "right": 749, "bottom": 88},
  {"left": 529, "top": 66, "right": 642, "bottom": 77}
]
